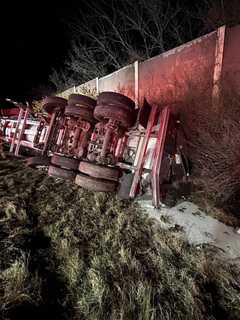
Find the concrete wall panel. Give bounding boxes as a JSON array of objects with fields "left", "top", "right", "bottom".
[
  {"left": 139, "top": 31, "right": 217, "bottom": 108},
  {"left": 98, "top": 64, "right": 135, "bottom": 100},
  {"left": 75, "top": 79, "right": 97, "bottom": 96},
  {"left": 57, "top": 87, "right": 75, "bottom": 99}
]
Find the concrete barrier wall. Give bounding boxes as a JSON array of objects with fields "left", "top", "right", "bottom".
[
  {"left": 57, "top": 79, "right": 97, "bottom": 99},
  {"left": 57, "top": 26, "right": 239, "bottom": 109}
]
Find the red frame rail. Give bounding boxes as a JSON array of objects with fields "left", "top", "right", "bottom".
[
  {"left": 129, "top": 104, "right": 158, "bottom": 198},
  {"left": 151, "top": 107, "right": 170, "bottom": 208}
]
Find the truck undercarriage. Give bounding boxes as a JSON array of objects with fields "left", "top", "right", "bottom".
[{"left": 0, "top": 92, "right": 189, "bottom": 207}]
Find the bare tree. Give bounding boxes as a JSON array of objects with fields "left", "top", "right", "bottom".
[
  {"left": 50, "top": 0, "right": 239, "bottom": 91},
  {"left": 49, "top": 68, "right": 76, "bottom": 92},
  {"left": 203, "top": 0, "right": 240, "bottom": 30}
]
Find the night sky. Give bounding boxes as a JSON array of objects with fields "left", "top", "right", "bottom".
[
  {"left": 0, "top": 0, "right": 201, "bottom": 104},
  {"left": 0, "top": 1, "right": 76, "bottom": 102},
  {"left": 0, "top": 0, "right": 236, "bottom": 105}
]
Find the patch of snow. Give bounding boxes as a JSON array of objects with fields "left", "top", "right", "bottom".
[{"left": 139, "top": 200, "right": 240, "bottom": 260}]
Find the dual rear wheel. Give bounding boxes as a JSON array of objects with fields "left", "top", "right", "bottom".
[
  {"left": 42, "top": 92, "right": 136, "bottom": 128},
  {"left": 48, "top": 154, "right": 121, "bottom": 192},
  {"left": 94, "top": 91, "right": 136, "bottom": 129},
  {"left": 75, "top": 161, "right": 120, "bottom": 192},
  {"left": 29, "top": 92, "right": 135, "bottom": 192},
  {"left": 64, "top": 94, "right": 96, "bottom": 123},
  {"left": 48, "top": 154, "right": 79, "bottom": 181},
  {"left": 42, "top": 96, "right": 67, "bottom": 114}
]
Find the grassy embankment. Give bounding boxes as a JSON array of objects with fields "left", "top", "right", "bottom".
[{"left": 0, "top": 158, "right": 239, "bottom": 320}]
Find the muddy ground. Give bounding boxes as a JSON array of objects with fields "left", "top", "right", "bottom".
[{"left": 0, "top": 157, "right": 239, "bottom": 320}]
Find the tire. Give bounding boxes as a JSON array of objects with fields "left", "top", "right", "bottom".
[
  {"left": 75, "top": 174, "right": 117, "bottom": 192},
  {"left": 42, "top": 96, "right": 67, "bottom": 114},
  {"left": 64, "top": 104, "right": 96, "bottom": 123},
  {"left": 97, "top": 92, "right": 135, "bottom": 110},
  {"left": 68, "top": 94, "right": 96, "bottom": 109},
  {"left": 94, "top": 105, "right": 135, "bottom": 128},
  {"left": 48, "top": 165, "right": 76, "bottom": 180},
  {"left": 79, "top": 161, "right": 121, "bottom": 181},
  {"left": 51, "top": 154, "right": 80, "bottom": 170},
  {"left": 26, "top": 156, "right": 50, "bottom": 167}
]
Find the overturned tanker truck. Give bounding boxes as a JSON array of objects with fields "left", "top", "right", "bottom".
[
  {"left": 4, "top": 23, "right": 237, "bottom": 206},
  {"left": 0, "top": 92, "right": 189, "bottom": 208}
]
